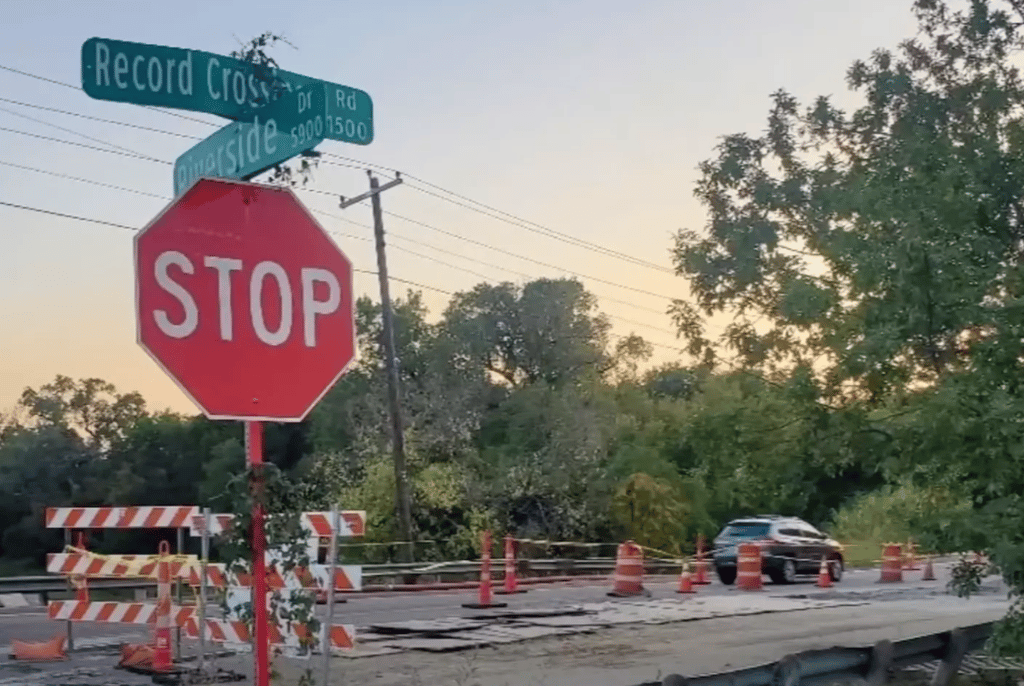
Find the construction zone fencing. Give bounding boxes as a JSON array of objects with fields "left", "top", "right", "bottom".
[
  {"left": 648, "top": 621, "right": 995, "bottom": 686},
  {"left": 31, "top": 504, "right": 367, "bottom": 672}
]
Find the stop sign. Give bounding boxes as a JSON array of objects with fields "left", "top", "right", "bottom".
[{"left": 135, "top": 177, "right": 355, "bottom": 421}]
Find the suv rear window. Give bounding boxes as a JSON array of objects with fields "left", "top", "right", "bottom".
[{"left": 721, "top": 522, "right": 771, "bottom": 538}]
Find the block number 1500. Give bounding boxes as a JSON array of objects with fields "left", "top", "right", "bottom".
[{"left": 291, "top": 116, "right": 370, "bottom": 146}]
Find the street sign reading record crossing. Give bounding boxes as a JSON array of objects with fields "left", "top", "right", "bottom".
[
  {"left": 173, "top": 84, "right": 326, "bottom": 195},
  {"left": 81, "top": 37, "right": 373, "bottom": 145}
]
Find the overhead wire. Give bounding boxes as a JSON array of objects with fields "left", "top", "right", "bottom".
[
  {"left": 0, "top": 64, "right": 830, "bottom": 393},
  {"left": 0, "top": 117, "right": 678, "bottom": 307},
  {"left": 0, "top": 199, "right": 692, "bottom": 352},
  {"left": 0, "top": 62, "right": 675, "bottom": 277}
]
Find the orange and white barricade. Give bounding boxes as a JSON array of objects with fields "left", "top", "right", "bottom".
[
  {"left": 736, "top": 543, "right": 763, "bottom": 591},
  {"left": 608, "top": 541, "right": 645, "bottom": 597}
]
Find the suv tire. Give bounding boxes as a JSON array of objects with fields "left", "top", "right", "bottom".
[
  {"left": 716, "top": 567, "right": 736, "bottom": 585},
  {"left": 769, "top": 557, "right": 798, "bottom": 584},
  {"left": 829, "top": 558, "right": 843, "bottom": 583}
]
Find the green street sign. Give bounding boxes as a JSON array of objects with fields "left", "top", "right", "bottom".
[
  {"left": 173, "top": 84, "right": 326, "bottom": 195},
  {"left": 81, "top": 37, "right": 373, "bottom": 145}
]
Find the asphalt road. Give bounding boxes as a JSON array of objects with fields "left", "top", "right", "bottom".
[{"left": 0, "top": 561, "right": 956, "bottom": 651}]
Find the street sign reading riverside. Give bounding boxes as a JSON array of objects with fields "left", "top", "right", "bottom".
[
  {"left": 81, "top": 37, "right": 373, "bottom": 145},
  {"left": 173, "top": 84, "right": 326, "bottom": 195}
]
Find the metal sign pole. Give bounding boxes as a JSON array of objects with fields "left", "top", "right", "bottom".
[
  {"left": 64, "top": 528, "right": 73, "bottom": 652},
  {"left": 247, "top": 421, "right": 271, "bottom": 686},
  {"left": 321, "top": 505, "right": 340, "bottom": 685},
  {"left": 175, "top": 527, "right": 184, "bottom": 659},
  {"left": 199, "top": 507, "right": 210, "bottom": 674}
]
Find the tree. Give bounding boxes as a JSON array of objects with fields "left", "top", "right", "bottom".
[
  {"left": 441, "top": 278, "right": 615, "bottom": 387},
  {"left": 671, "top": 0, "right": 1024, "bottom": 653},
  {"left": 671, "top": 0, "right": 1024, "bottom": 400},
  {"left": 17, "top": 375, "right": 147, "bottom": 449}
]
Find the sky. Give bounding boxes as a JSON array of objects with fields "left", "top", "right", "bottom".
[{"left": 0, "top": 0, "right": 923, "bottom": 416}]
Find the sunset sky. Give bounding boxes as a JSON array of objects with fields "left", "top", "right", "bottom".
[{"left": 0, "top": 0, "right": 920, "bottom": 416}]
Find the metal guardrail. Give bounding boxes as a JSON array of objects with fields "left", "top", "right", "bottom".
[
  {"left": 0, "top": 557, "right": 656, "bottom": 597},
  {"left": 645, "top": 621, "right": 996, "bottom": 686}
]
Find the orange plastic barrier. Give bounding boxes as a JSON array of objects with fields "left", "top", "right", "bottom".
[
  {"left": 693, "top": 535, "right": 710, "bottom": 585},
  {"left": 10, "top": 635, "right": 66, "bottom": 661},
  {"left": 119, "top": 643, "right": 156, "bottom": 669},
  {"left": 879, "top": 543, "right": 903, "bottom": 583},
  {"left": 608, "top": 541, "right": 645, "bottom": 597},
  {"left": 736, "top": 543, "right": 763, "bottom": 591}
]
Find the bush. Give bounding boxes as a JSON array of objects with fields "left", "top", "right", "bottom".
[{"left": 828, "top": 480, "right": 970, "bottom": 566}]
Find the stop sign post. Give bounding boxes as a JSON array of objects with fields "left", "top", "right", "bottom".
[{"left": 135, "top": 177, "right": 355, "bottom": 684}]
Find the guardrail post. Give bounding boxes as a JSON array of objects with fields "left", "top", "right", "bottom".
[
  {"left": 865, "top": 639, "right": 894, "bottom": 686},
  {"left": 931, "top": 628, "right": 969, "bottom": 686}
]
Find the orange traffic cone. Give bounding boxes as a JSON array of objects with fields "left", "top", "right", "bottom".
[
  {"left": 922, "top": 555, "right": 936, "bottom": 581},
  {"left": 677, "top": 561, "right": 696, "bottom": 594},
  {"left": 816, "top": 556, "right": 832, "bottom": 588},
  {"left": 462, "top": 531, "right": 508, "bottom": 609}
]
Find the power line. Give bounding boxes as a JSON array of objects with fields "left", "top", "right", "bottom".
[
  {"left": 1, "top": 195, "right": 682, "bottom": 352},
  {"left": 0, "top": 97, "right": 202, "bottom": 139},
  {"left": 0, "top": 119, "right": 676, "bottom": 309},
  {"left": 0, "top": 126, "right": 171, "bottom": 164},
  {"left": 0, "top": 77, "right": 683, "bottom": 330},
  {"left": 0, "top": 160, "right": 166, "bottom": 199},
  {"left": 377, "top": 208, "right": 673, "bottom": 300},
  {"left": 0, "top": 66, "right": 675, "bottom": 277},
  {"left": 0, "top": 199, "right": 454, "bottom": 296},
  {"left": 0, "top": 105, "right": 166, "bottom": 163}
]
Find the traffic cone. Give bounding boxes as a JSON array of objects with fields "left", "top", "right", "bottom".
[
  {"left": 922, "top": 555, "right": 936, "bottom": 581},
  {"left": 677, "top": 561, "right": 696, "bottom": 594},
  {"left": 462, "top": 531, "right": 508, "bottom": 609},
  {"left": 816, "top": 556, "right": 832, "bottom": 588},
  {"left": 495, "top": 535, "right": 526, "bottom": 595}
]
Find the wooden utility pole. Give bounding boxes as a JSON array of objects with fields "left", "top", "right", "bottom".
[{"left": 339, "top": 172, "right": 415, "bottom": 562}]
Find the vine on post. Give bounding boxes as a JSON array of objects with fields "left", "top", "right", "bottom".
[
  {"left": 229, "top": 32, "right": 321, "bottom": 188},
  {"left": 217, "top": 462, "right": 321, "bottom": 684}
]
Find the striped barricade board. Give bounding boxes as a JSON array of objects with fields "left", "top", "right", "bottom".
[
  {"left": 47, "top": 552, "right": 198, "bottom": 578},
  {"left": 46, "top": 506, "right": 199, "bottom": 529},
  {"left": 184, "top": 563, "right": 361, "bottom": 591},
  {"left": 183, "top": 617, "right": 355, "bottom": 651},
  {"left": 48, "top": 600, "right": 194, "bottom": 626},
  {"left": 188, "top": 511, "right": 366, "bottom": 538}
]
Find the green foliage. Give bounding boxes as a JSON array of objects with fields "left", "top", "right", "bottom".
[
  {"left": 611, "top": 473, "right": 688, "bottom": 556},
  {"left": 948, "top": 554, "right": 991, "bottom": 599},
  {"left": 829, "top": 480, "right": 971, "bottom": 546}
]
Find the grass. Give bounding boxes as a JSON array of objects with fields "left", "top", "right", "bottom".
[{"left": 838, "top": 540, "right": 884, "bottom": 569}]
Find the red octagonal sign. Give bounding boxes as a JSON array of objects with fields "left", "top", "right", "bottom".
[{"left": 135, "top": 177, "right": 355, "bottom": 421}]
